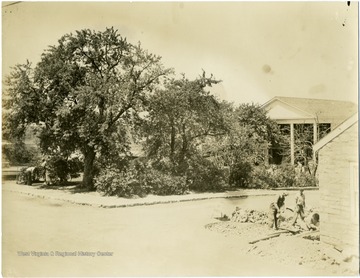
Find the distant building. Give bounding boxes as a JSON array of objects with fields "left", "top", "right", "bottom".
[
  {"left": 313, "top": 113, "right": 358, "bottom": 257},
  {"left": 262, "top": 96, "right": 357, "bottom": 165}
]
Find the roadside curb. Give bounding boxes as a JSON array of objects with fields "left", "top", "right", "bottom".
[
  {"left": 2, "top": 183, "right": 280, "bottom": 209},
  {"left": 2, "top": 181, "right": 318, "bottom": 209}
]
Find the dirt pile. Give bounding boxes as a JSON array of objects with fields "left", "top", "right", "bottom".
[
  {"left": 205, "top": 222, "right": 270, "bottom": 239},
  {"left": 230, "top": 206, "right": 320, "bottom": 232},
  {"left": 230, "top": 207, "right": 268, "bottom": 224}
]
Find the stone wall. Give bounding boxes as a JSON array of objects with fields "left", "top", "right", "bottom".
[{"left": 318, "top": 122, "right": 358, "bottom": 254}]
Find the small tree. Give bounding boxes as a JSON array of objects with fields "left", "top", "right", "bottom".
[{"left": 206, "top": 103, "right": 284, "bottom": 188}]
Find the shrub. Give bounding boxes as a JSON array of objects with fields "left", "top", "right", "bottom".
[
  {"left": 251, "top": 164, "right": 318, "bottom": 189},
  {"left": 251, "top": 166, "right": 277, "bottom": 189},
  {"left": 271, "top": 163, "right": 297, "bottom": 188},
  {"left": 95, "top": 162, "right": 189, "bottom": 198},
  {"left": 144, "top": 169, "right": 188, "bottom": 196},
  {"left": 2, "top": 143, "right": 42, "bottom": 166},
  {"left": 186, "top": 157, "right": 228, "bottom": 192},
  {"left": 228, "top": 160, "right": 253, "bottom": 188},
  {"left": 296, "top": 172, "right": 318, "bottom": 187},
  {"left": 46, "top": 156, "right": 83, "bottom": 185},
  {"left": 94, "top": 167, "right": 145, "bottom": 198}
]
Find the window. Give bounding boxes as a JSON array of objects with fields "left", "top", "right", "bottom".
[{"left": 318, "top": 123, "right": 331, "bottom": 140}]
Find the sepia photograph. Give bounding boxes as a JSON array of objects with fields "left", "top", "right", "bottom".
[{"left": 2, "top": 1, "right": 359, "bottom": 276}]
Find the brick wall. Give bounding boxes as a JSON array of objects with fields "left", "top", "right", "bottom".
[{"left": 318, "top": 122, "right": 358, "bottom": 254}]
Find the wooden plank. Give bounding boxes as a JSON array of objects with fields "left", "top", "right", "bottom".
[
  {"left": 268, "top": 229, "right": 292, "bottom": 236},
  {"left": 279, "top": 227, "right": 301, "bottom": 234},
  {"left": 249, "top": 230, "right": 291, "bottom": 244},
  {"left": 295, "top": 230, "right": 320, "bottom": 238}
]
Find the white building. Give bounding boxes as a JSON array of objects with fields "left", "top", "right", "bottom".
[{"left": 262, "top": 96, "right": 357, "bottom": 165}]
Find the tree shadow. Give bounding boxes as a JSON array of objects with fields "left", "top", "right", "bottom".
[{"left": 37, "top": 181, "right": 95, "bottom": 194}]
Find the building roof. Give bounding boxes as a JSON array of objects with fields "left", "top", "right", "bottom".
[
  {"left": 313, "top": 113, "right": 358, "bottom": 152},
  {"left": 262, "top": 96, "right": 358, "bottom": 126}
]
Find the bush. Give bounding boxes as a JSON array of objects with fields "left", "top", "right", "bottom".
[
  {"left": 296, "top": 172, "right": 318, "bottom": 187},
  {"left": 146, "top": 156, "right": 228, "bottom": 193},
  {"left": 186, "top": 157, "right": 228, "bottom": 192},
  {"left": 144, "top": 169, "right": 188, "bottom": 196},
  {"left": 271, "top": 163, "right": 297, "bottom": 188},
  {"left": 228, "top": 160, "right": 253, "bottom": 188},
  {"left": 2, "top": 143, "right": 42, "bottom": 166},
  {"left": 251, "top": 166, "right": 276, "bottom": 189},
  {"left": 94, "top": 167, "right": 144, "bottom": 197},
  {"left": 250, "top": 164, "right": 319, "bottom": 189},
  {"left": 47, "top": 156, "right": 83, "bottom": 185},
  {"left": 95, "top": 161, "right": 189, "bottom": 198}
]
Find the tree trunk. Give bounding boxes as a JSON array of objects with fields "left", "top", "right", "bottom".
[
  {"left": 170, "top": 122, "right": 176, "bottom": 161},
  {"left": 82, "top": 147, "right": 96, "bottom": 191},
  {"left": 180, "top": 123, "right": 187, "bottom": 162}
]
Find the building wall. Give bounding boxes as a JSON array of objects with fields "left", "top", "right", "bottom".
[{"left": 318, "top": 122, "right": 359, "bottom": 254}]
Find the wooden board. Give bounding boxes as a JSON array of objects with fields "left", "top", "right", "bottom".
[{"left": 249, "top": 230, "right": 291, "bottom": 244}]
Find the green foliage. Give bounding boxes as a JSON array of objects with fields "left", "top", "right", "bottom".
[
  {"left": 143, "top": 169, "right": 188, "bottom": 196},
  {"left": 4, "top": 27, "right": 316, "bottom": 194},
  {"left": 205, "top": 124, "right": 267, "bottom": 188},
  {"left": 252, "top": 163, "right": 298, "bottom": 189},
  {"left": 201, "top": 103, "right": 284, "bottom": 189},
  {"left": 2, "top": 142, "right": 42, "bottom": 166},
  {"left": 4, "top": 27, "right": 171, "bottom": 189},
  {"left": 251, "top": 164, "right": 318, "bottom": 189},
  {"left": 236, "top": 103, "right": 283, "bottom": 146},
  {"left": 46, "top": 156, "right": 83, "bottom": 185},
  {"left": 296, "top": 171, "right": 318, "bottom": 187},
  {"left": 94, "top": 167, "right": 146, "bottom": 198},
  {"left": 251, "top": 166, "right": 276, "bottom": 189},
  {"left": 95, "top": 160, "right": 188, "bottom": 197},
  {"left": 229, "top": 161, "right": 253, "bottom": 188},
  {"left": 140, "top": 74, "right": 234, "bottom": 192},
  {"left": 143, "top": 73, "right": 225, "bottom": 164},
  {"left": 272, "top": 163, "right": 297, "bottom": 187},
  {"left": 186, "top": 156, "right": 228, "bottom": 192},
  {"left": 277, "top": 124, "right": 318, "bottom": 175}
]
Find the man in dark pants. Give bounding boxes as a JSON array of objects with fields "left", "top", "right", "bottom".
[{"left": 268, "top": 192, "right": 287, "bottom": 230}]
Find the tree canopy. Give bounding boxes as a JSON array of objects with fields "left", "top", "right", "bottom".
[
  {"left": 4, "top": 27, "right": 171, "bottom": 189},
  {"left": 143, "top": 73, "right": 225, "bottom": 167},
  {"left": 3, "top": 27, "right": 308, "bottom": 194}
]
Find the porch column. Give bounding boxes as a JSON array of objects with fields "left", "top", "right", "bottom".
[
  {"left": 313, "top": 122, "right": 318, "bottom": 160},
  {"left": 290, "top": 123, "right": 294, "bottom": 165},
  {"left": 313, "top": 122, "right": 318, "bottom": 144}
]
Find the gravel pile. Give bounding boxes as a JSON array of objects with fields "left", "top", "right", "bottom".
[
  {"left": 205, "top": 222, "right": 270, "bottom": 240},
  {"left": 230, "top": 207, "right": 268, "bottom": 224}
]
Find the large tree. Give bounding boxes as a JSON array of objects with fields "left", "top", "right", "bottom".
[
  {"left": 4, "top": 28, "right": 171, "bottom": 190},
  {"left": 236, "top": 103, "right": 283, "bottom": 147},
  {"left": 143, "top": 73, "right": 226, "bottom": 169}
]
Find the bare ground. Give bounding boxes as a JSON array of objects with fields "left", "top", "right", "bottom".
[
  {"left": 205, "top": 220, "right": 359, "bottom": 275},
  {"left": 3, "top": 182, "right": 359, "bottom": 276}
]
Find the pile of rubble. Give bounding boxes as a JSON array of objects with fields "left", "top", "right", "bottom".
[
  {"left": 230, "top": 207, "right": 268, "bottom": 225},
  {"left": 230, "top": 206, "right": 320, "bottom": 231}
]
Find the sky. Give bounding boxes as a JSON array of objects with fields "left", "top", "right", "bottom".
[{"left": 2, "top": 1, "right": 359, "bottom": 105}]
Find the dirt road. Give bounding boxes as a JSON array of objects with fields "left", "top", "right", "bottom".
[{"left": 3, "top": 190, "right": 327, "bottom": 276}]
